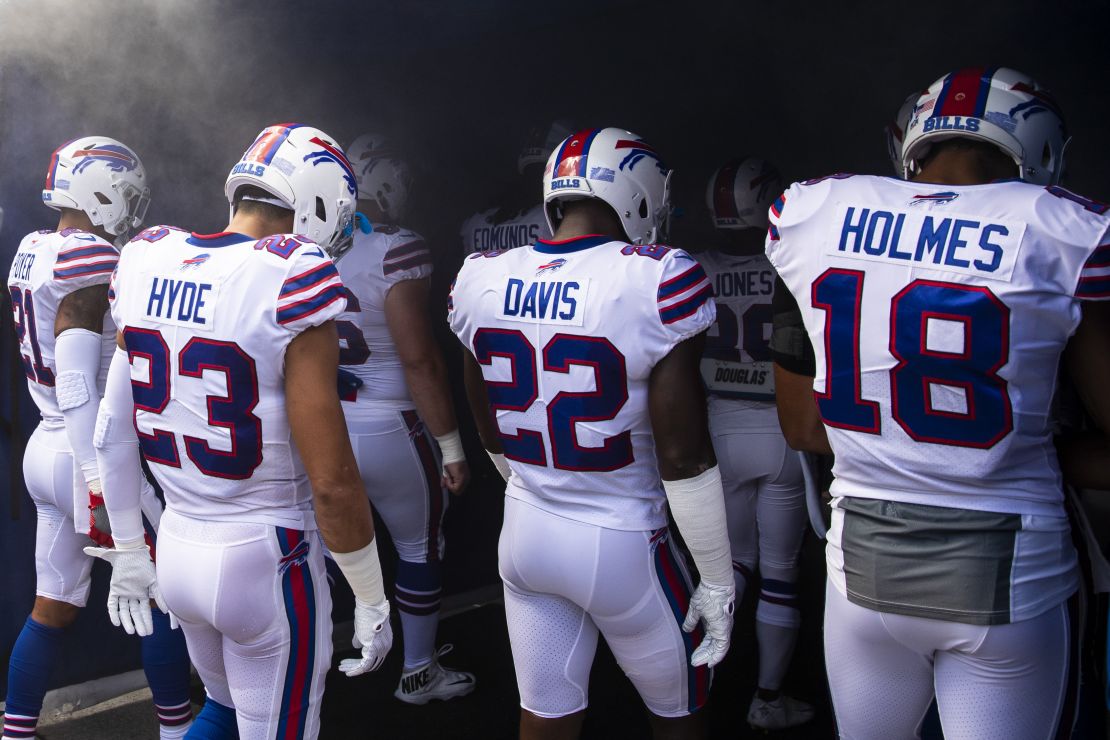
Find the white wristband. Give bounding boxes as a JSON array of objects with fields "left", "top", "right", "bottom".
[
  {"left": 113, "top": 535, "right": 146, "bottom": 551},
  {"left": 434, "top": 429, "right": 466, "bottom": 466},
  {"left": 487, "top": 451, "right": 511, "bottom": 482},
  {"left": 332, "top": 540, "right": 386, "bottom": 606},
  {"left": 663, "top": 466, "right": 733, "bottom": 587}
]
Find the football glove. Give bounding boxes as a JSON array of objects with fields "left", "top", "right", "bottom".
[
  {"left": 88, "top": 488, "right": 114, "bottom": 548},
  {"left": 338, "top": 598, "right": 393, "bottom": 677},
  {"left": 84, "top": 541, "right": 167, "bottom": 637},
  {"left": 682, "top": 581, "right": 735, "bottom": 668}
]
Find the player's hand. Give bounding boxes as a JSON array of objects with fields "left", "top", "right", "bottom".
[
  {"left": 682, "top": 581, "right": 735, "bottom": 668},
  {"left": 83, "top": 542, "right": 167, "bottom": 637},
  {"left": 339, "top": 598, "right": 393, "bottom": 676},
  {"left": 87, "top": 487, "right": 114, "bottom": 548},
  {"left": 442, "top": 460, "right": 470, "bottom": 496}
]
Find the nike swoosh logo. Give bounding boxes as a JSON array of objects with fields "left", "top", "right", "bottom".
[
  {"left": 448, "top": 677, "right": 474, "bottom": 685},
  {"left": 306, "top": 248, "right": 325, "bottom": 257}
]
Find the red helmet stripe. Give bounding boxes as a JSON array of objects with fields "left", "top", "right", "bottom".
[
  {"left": 936, "top": 66, "right": 989, "bottom": 117},
  {"left": 554, "top": 128, "right": 602, "bottom": 178}
]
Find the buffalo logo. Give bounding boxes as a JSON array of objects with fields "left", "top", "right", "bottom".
[
  {"left": 278, "top": 539, "right": 311, "bottom": 575},
  {"left": 180, "top": 253, "right": 211, "bottom": 270},
  {"left": 910, "top": 191, "right": 959, "bottom": 207},
  {"left": 304, "top": 137, "right": 358, "bottom": 197},
  {"left": 614, "top": 139, "right": 667, "bottom": 175},
  {"left": 536, "top": 258, "right": 567, "bottom": 275},
  {"left": 749, "top": 162, "right": 781, "bottom": 203},
  {"left": 72, "top": 144, "right": 138, "bottom": 175}
]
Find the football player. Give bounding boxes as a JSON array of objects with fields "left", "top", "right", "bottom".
[
  {"left": 883, "top": 91, "right": 921, "bottom": 176},
  {"left": 457, "top": 120, "right": 574, "bottom": 255},
  {"left": 3, "top": 137, "right": 193, "bottom": 740},
  {"left": 88, "top": 124, "right": 393, "bottom": 739},
  {"left": 338, "top": 133, "right": 474, "bottom": 703},
  {"left": 768, "top": 67, "right": 1110, "bottom": 739},
  {"left": 450, "top": 127, "right": 735, "bottom": 740},
  {"left": 699, "top": 157, "right": 814, "bottom": 730}
]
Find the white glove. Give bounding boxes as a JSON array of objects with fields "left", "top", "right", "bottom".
[
  {"left": 681, "top": 581, "right": 735, "bottom": 668},
  {"left": 83, "top": 542, "right": 167, "bottom": 637},
  {"left": 338, "top": 598, "right": 393, "bottom": 676}
]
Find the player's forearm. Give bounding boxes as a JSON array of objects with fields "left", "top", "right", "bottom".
[
  {"left": 664, "top": 467, "right": 733, "bottom": 587},
  {"left": 462, "top": 349, "right": 503, "bottom": 453},
  {"left": 403, "top": 353, "right": 459, "bottom": 438},
  {"left": 313, "top": 476, "right": 375, "bottom": 554},
  {"left": 94, "top": 348, "right": 146, "bottom": 543},
  {"left": 54, "top": 328, "right": 104, "bottom": 487},
  {"left": 774, "top": 363, "right": 833, "bottom": 454}
]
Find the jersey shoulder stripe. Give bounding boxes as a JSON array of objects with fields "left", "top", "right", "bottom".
[
  {"left": 383, "top": 240, "right": 431, "bottom": 275},
  {"left": 280, "top": 261, "right": 340, "bottom": 299},
  {"left": 53, "top": 241, "right": 120, "bottom": 280},
  {"left": 658, "top": 260, "right": 712, "bottom": 325},
  {"left": 1078, "top": 243, "right": 1110, "bottom": 299},
  {"left": 55, "top": 244, "right": 119, "bottom": 264},
  {"left": 54, "top": 259, "right": 119, "bottom": 280},
  {"left": 276, "top": 284, "right": 346, "bottom": 325}
]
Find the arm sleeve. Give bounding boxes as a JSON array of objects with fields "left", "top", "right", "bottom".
[
  {"left": 51, "top": 235, "right": 119, "bottom": 291},
  {"left": 651, "top": 250, "right": 716, "bottom": 362},
  {"left": 275, "top": 243, "right": 349, "bottom": 334},
  {"left": 93, "top": 347, "right": 146, "bottom": 544},
  {"left": 55, "top": 328, "right": 105, "bottom": 487},
  {"left": 770, "top": 274, "right": 816, "bottom": 376},
  {"left": 382, "top": 232, "right": 433, "bottom": 285}
]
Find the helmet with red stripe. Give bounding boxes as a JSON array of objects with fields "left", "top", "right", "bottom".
[
  {"left": 346, "top": 132, "right": 412, "bottom": 223},
  {"left": 902, "top": 67, "right": 1068, "bottom": 185},
  {"left": 542, "top": 127, "right": 672, "bottom": 245},
  {"left": 224, "top": 123, "right": 357, "bottom": 254},
  {"left": 705, "top": 157, "right": 783, "bottom": 230},
  {"left": 884, "top": 91, "right": 920, "bottom": 176},
  {"left": 42, "top": 136, "right": 150, "bottom": 239},
  {"left": 518, "top": 119, "right": 577, "bottom": 174}
]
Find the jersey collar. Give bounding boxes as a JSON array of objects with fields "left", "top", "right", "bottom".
[
  {"left": 186, "top": 231, "right": 255, "bottom": 248},
  {"left": 533, "top": 234, "right": 614, "bottom": 254}
]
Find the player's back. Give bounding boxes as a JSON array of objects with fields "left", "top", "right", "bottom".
[
  {"left": 767, "top": 174, "right": 1110, "bottom": 516},
  {"left": 459, "top": 204, "right": 549, "bottom": 255},
  {"left": 335, "top": 224, "right": 432, "bottom": 406},
  {"left": 7, "top": 228, "right": 118, "bottom": 427},
  {"left": 110, "top": 227, "right": 348, "bottom": 529},
  {"left": 449, "top": 235, "right": 715, "bottom": 530}
]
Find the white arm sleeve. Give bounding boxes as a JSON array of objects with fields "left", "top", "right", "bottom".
[
  {"left": 663, "top": 466, "right": 734, "bottom": 587},
  {"left": 93, "top": 347, "right": 146, "bottom": 544},
  {"left": 55, "top": 328, "right": 104, "bottom": 487}
]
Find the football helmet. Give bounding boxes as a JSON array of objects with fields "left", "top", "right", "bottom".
[
  {"left": 884, "top": 91, "right": 920, "bottom": 176},
  {"left": 42, "top": 136, "right": 149, "bottom": 238},
  {"left": 705, "top": 157, "right": 783, "bottom": 230},
  {"left": 902, "top": 67, "right": 1068, "bottom": 185},
  {"left": 224, "top": 123, "right": 357, "bottom": 255},
  {"left": 542, "top": 127, "right": 672, "bottom": 245},
  {"left": 346, "top": 132, "right": 412, "bottom": 222},
  {"left": 518, "top": 119, "right": 577, "bottom": 174}
]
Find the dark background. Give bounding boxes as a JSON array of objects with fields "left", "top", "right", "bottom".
[{"left": 1, "top": 0, "right": 1108, "bottom": 718}]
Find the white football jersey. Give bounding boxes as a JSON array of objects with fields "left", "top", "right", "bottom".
[
  {"left": 110, "top": 227, "right": 348, "bottom": 529},
  {"left": 459, "top": 203, "right": 550, "bottom": 255},
  {"left": 7, "top": 229, "right": 118, "bottom": 427},
  {"left": 698, "top": 250, "right": 780, "bottom": 433},
  {"left": 449, "top": 235, "right": 716, "bottom": 530},
  {"left": 335, "top": 224, "right": 432, "bottom": 407},
  {"left": 767, "top": 175, "right": 1110, "bottom": 517}
]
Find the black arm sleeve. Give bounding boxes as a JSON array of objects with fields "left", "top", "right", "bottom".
[{"left": 769, "top": 274, "right": 816, "bottom": 376}]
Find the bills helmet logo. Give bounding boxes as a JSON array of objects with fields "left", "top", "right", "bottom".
[
  {"left": 277, "top": 539, "right": 311, "bottom": 575},
  {"left": 304, "top": 137, "right": 358, "bottom": 197},
  {"left": 615, "top": 139, "right": 667, "bottom": 175},
  {"left": 72, "top": 144, "right": 138, "bottom": 175},
  {"left": 749, "top": 162, "right": 779, "bottom": 202},
  {"left": 536, "top": 258, "right": 567, "bottom": 275},
  {"left": 910, "top": 191, "right": 960, "bottom": 206},
  {"left": 180, "top": 253, "right": 210, "bottom": 271}
]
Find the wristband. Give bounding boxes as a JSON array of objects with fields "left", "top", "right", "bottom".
[
  {"left": 332, "top": 540, "right": 387, "bottom": 606},
  {"left": 434, "top": 429, "right": 466, "bottom": 466},
  {"left": 113, "top": 535, "right": 146, "bottom": 551},
  {"left": 663, "top": 466, "right": 733, "bottom": 587}
]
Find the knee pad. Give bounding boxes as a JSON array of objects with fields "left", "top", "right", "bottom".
[{"left": 756, "top": 578, "right": 801, "bottom": 629}]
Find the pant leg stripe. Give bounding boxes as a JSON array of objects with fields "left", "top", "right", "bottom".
[
  {"left": 1054, "top": 594, "right": 1081, "bottom": 740},
  {"left": 276, "top": 527, "right": 316, "bottom": 740},
  {"left": 403, "top": 410, "right": 443, "bottom": 563},
  {"left": 652, "top": 531, "right": 710, "bottom": 712}
]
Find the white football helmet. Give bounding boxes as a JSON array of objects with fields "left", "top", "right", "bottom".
[
  {"left": 42, "top": 136, "right": 149, "bottom": 238},
  {"left": 705, "top": 157, "right": 783, "bottom": 230},
  {"left": 346, "top": 133, "right": 412, "bottom": 222},
  {"left": 884, "top": 91, "right": 920, "bottom": 176},
  {"left": 224, "top": 123, "right": 357, "bottom": 255},
  {"left": 902, "top": 67, "right": 1068, "bottom": 185},
  {"left": 518, "top": 119, "right": 577, "bottom": 174},
  {"left": 542, "top": 127, "right": 672, "bottom": 245}
]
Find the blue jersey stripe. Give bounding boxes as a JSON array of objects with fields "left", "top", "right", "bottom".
[
  {"left": 280, "top": 262, "right": 339, "bottom": 298},
  {"left": 56, "top": 245, "right": 118, "bottom": 264},
  {"left": 659, "top": 284, "right": 712, "bottom": 324},
  {"left": 657, "top": 264, "right": 708, "bottom": 302},
  {"left": 54, "top": 261, "right": 118, "bottom": 280},
  {"left": 277, "top": 285, "right": 346, "bottom": 325}
]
